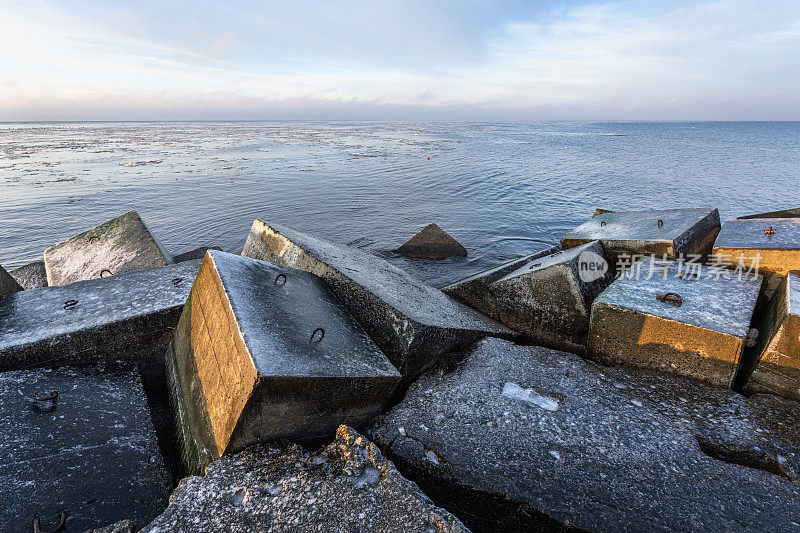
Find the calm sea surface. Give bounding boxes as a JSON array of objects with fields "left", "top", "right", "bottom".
[{"left": 1, "top": 121, "right": 798, "bottom": 286}]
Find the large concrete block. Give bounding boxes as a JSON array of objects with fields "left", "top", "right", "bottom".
[
  {"left": 167, "top": 250, "right": 400, "bottom": 473},
  {"left": 241, "top": 220, "right": 515, "bottom": 380},
  {"left": 9, "top": 260, "right": 48, "bottom": 289},
  {"left": 0, "top": 366, "right": 169, "bottom": 532},
  {"left": 589, "top": 256, "right": 762, "bottom": 386},
  {"left": 368, "top": 338, "right": 800, "bottom": 532},
  {"left": 0, "top": 264, "right": 23, "bottom": 296},
  {"left": 743, "top": 271, "right": 800, "bottom": 399},
  {"left": 739, "top": 207, "right": 800, "bottom": 219},
  {"left": 0, "top": 260, "right": 200, "bottom": 370},
  {"left": 396, "top": 223, "right": 468, "bottom": 259},
  {"left": 561, "top": 207, "right": 721, "bottom": 267},
  {"left": 44, "top": 210, "right": 173, "bottom": 286},
  {"left": 444, "top": 242, "right": 612, "bottom": 354},
  {"left": 712, "top": 218, "right": 800, "bottom": 277}
]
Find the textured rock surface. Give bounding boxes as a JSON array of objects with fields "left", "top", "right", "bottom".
[
  {"left": 241, "top": 219, "right": 514, "bottom": 381},
  {"left": 739, "top": 207, "right": 800, "bottom": 219},
  {"left": 142, "top": 425, "right": 468, "bottom": 533},
  {"left": 712, "top": 218, "right": 800, "bottom": 277},
  {"left": 0, "top": 263, "right": 23, "bottom": 296},
  {"left": 445, "top": 242, "right": 611, "bottom": 354},
  {"left": 172, "top": 246, "right": 222, "bottom": 263},
  {"left": 0, "top": 367, "right": 169, "bottom": 532},
  {"left": 85, "top": 520, "right": 136, "bottom": 533},
  {"left": 368, "top": 338, "right": 800, "bottom": 533},
  {"left": 397, "top": 223, "right": 468, "bottom": 259},
  {"left": 561, "top": 207, "right": 721, "bottom": 267},
  {"left": 44, "top": 210, "right": 173, "bottom": 286},
  {"left": 9, "top": 260, "right": 48, "bottom": 289},
  {"left": 589, "top": 256, "right": 762, "bottom": 386},
  {"left": 168, "top": 251, "right": 400, "bottom": 474},
  {"left": 0, "top": 260, "right": 200, "bottom": 370}
]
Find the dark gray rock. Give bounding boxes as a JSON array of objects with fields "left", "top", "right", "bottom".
[
  {"left": 172, "top": 246, "right": 223, "bottom": 263},
  {"left": 44, "top": 210, "right": 173, "bottom": 286},
  {"left": 397, "top": 223, "right": 468, "bottom": 259},
  {"left": 167, "top": 251, "right": 400, "bottom": 474},
  {"left": 561, "top": 207, "right": 721, "bottom": 268},
  {"left": 0, "top": 260, "right": 200, "bottom": 370},
  {"left": 9, "top": 260, "right": 48, "bottom": 290},
  {"left": 84, "top": 520, "right": 136, "bottom": 533},
  {"left": 712, "top": 218, "right": 800, "bottom": 278},
  {"left": 445, "top": 242, "right": 611, "bottom": 354},
  {"left": 0, "top": 263, "right": 23, "bottom": 296},
  {"left": 241, "top": 219, "right": 515, "bottom": 381},
  {"left": 141, "top": 425, "right": 468, "bottom": 533},
  {"left": 589, "top": 256, "right": 762, "bottom": 387},
  {"left": 367, "top": 338, "right": 800, "bottom": 533},
  {"left": 0, "top": 366, "right": 169, "bottom": 532},
  {"left": 739, "top": 207, "right": 800, "bottom": 219}
]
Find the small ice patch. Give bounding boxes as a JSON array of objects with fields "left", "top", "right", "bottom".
[
  {"left": 425, "top": 450, "right": 439, "bottom": 464},
  {"left": 502, "top": 382, "right": 559, "bottom": 411}
]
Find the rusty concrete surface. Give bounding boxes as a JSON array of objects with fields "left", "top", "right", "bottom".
[{"left": 712, "top": 218, "right": 800, "bottom": 277}]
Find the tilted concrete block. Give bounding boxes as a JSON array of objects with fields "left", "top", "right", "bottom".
[
  {"left": 167, "top": 250, "right": 400, "bottom": 473},
  {"left": 0, "top": 260, "right": 200, "bottom": 370},
  {"left": 9, "top": 260, "right": 47, "bottom": 289},
  {"left": 738, "top": 207, "right": 800, "bottom": 219},
  {"left": 712, "top": 218, "right": 800, "bottom": 278},
  {"left": 589, "top": 256, "right": 762, "bottom": 386},
  {"left": 0, "top": 367, "right": 169, "bottom": 532},
  {"left": 743, "top": 271, "right": 800, "bottom": 399},
  {"left": 396, "top": 223, "right": 467, "bottom": 259},
  {"left": 172, "top": 245, "right": 222, "bottom": 263},
  {"left": 444, "top": 242, "right": 611, "bottom": 354},
  {"left": 561, "top": 207, "right": 721, "bottom": 267},
  {"left": 44, "top": 210, "right": 173, "bottom": 286},
  {"left": 241, "top": 220, "right": 515, "bottom": 380},
  {"left": 0, "top": 264, "right": 23, "bottom": 296}
]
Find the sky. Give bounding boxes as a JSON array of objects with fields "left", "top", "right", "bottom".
[{"left": 0, "top": 0, "right": 798, "bottom": 121}]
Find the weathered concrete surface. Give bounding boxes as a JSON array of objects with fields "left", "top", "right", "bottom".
[
  {"left": 561, "top": 207, "right": 721, "bottom": 267},
  {"left": 0, "top": 263, "right": 23, "bottom": 296},
  {"left": 712, "top": 218, "right": 800, "bottom": 277},
  {"left": 589, "top": 256, "right": 762, "bottom": 387},
  {"left": 397, "top": 223, "right": 468, "bottom": 259},
  {"left": 368, "top": 338, "right": 800, "bottom": 533},
  {"left": 739, "top": 207, "right": 800, "bottom": 219},
  {"left": 85, "top": 520, "right": 136, "bottom": 533},
  {"left": 0, "top": 260, "right": 200, "bottom": 370},
  {"left": 9, "top": 260, "right": 48, "bottom": 289},
  {"left": 44, "top": 210, "right": 173, "bottom": 286},
  {"left": 172, "top": 245, "right": 223, "bottom": 263},
  {"left": 142, "top": 425, "right": 468, "bottom": 533},
  {"left": 445, "top": 242, "right": 612, "bottom": 354},
  {"left": 168, "top": 251, "right": 400, "bottom": 474},
  {"left": 241, "top": 220, "right": 515, "bottom": 381},
  {"left": 743, "top": 271, "right": 800, "bottom": 400},
  {"left": 0, "top": 366, "right": 169, "bottom": 532}
]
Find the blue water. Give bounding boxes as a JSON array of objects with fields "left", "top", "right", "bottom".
[{"left": 1, "top": 121, "right": 798, "bottom": 286}]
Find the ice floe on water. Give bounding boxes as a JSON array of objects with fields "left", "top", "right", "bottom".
[{"left": 502, "top": 382, "right": 559, "bottom": 411}]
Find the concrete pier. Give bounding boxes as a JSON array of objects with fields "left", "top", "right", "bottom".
[
  {"left": 44, "top": 210, "right": 173, "bottom": 286},
  {"left": 588, "top": 256, "right": 762, "bottom": 386},
  {"left": 167, "top": 251, "right": 400, "bottom": 474},
  {"left": 9, "top": 260, "right": 48, "bottom": 289},
  {"left": 0, "top": 366, "right": 169, "bottom": 532},
  {"left": 241, "top": 220, "right": 515, "bottom": 381},
  {"left": 712, "top": 218, "right": 800, "bottom": 277},
  {"left": 561, "top": 207, "right": 721, "bottom": 268},
  {"left": 0, "top": 260, "right": 200, "bottom": 370},
  {"left": 444, "top": 242, "right": 612, "bottom": 354},
  {"left": 0, "top": 264, "right": 23, "bottom": 296}
]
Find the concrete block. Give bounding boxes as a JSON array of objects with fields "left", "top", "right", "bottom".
[
  {"left": 561, "top": 207, "right": 721, "bottom": 267},
  {"left": 743, "top": 271, "right": 800, "bottom": 399},
  {"left": 739, "top": 207, "right": 800, "bottom": 219},
  {"left": 0, "top": 260, "right": 200, "bottom": 370},
  {"left": 589, "top": 256, "right": 762, "bottom": 386},
  {"left": 241, "top": 220, "right": 515, "bottom": 380},
  {"left": 0, "top": 366, "right": 169, "bottom": 532},
  {"left": 44, "top": 210, "right": 173, "bottom": 286},
  {"left": 444, "top": 242, "right": 612, "bottom": 354},
  {"left": 9, "top": 260, "right": 48, "bottom": 289},
  {"left": 141, "top": 426, "right": 467, "bottom": 532},
  {"left": 396, "top": 223, "right": 467, "bottom": 259},
  {"left": 368, "top": 338, "right": 800, "bottom": 532},
  {"left": 167, "top": 250, "right": 400, "bottom": 474},
  {"left": 712, "top": 218, "right": 800, "bottom": 277},
  {"left": 172, "top": 245, "right": 222, "bottom": 263},
  {"left": 0, "top": 264, "right": 23, "bottom": 296}
]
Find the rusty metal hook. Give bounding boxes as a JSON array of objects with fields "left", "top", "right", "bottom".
[
  {"left": 656, "top": 293, "right": 683, "bottom": 307},
  {"left": 310, "top": 327, "right": 325, "bottom": 343},
  {"left": 171, "top": 277, "right": 183, "bottom": 287},
  {"left": 87, "top": 236, "right": 99, "bottom": 245},
  {"left": 63, "top": 299, "right": 78, "bottom": 310},
  {"left": 99, "top": 269, "right": 113, "bottom": 278},
  {"left": 765, "top": 226, "right": 776, "bottom": 236},
  {"left": 33, "top": 510, "right": 67, "bottom": 533},
  {"left": 33, "top": 390, "right": 58, "bottom": 402},
  {"left": 528, "top": 263, "right": 541, "bottom": 270},
  {"left": 657, "top": 219, "right": 664, "bottom": 229},
  {"left": 275, "top": 273, "right": 287, "bottom": 285},
  {"left": 600, "top": 221, "right": 606, "bottom": 227}
]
